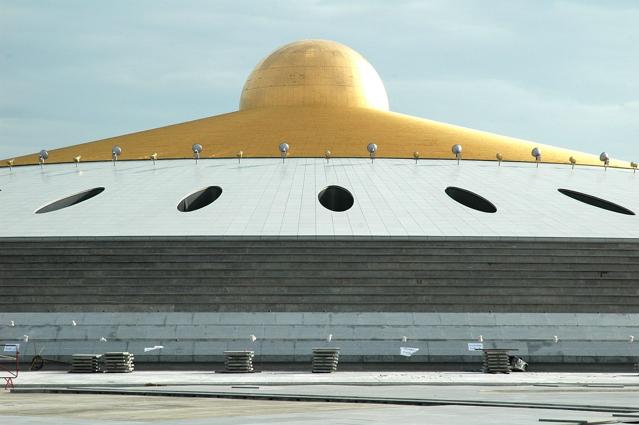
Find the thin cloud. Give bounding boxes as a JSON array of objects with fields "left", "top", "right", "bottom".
[{"left": 0, "top": 0, "right": 637, "bottom": 159}]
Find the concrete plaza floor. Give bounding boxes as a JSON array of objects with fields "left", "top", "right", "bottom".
[{"left": 3, "top": 370, "right": 639, "bottom": 424}]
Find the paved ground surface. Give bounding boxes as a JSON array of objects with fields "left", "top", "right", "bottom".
[
  {"left": 10, "top": 370, "right": 639, "bottom": 387},
  {"left": 90, "top": 383, "right": 639, "bottom": 409},
  {"left": 3, "top": 371, "right": 639, "bottom": 424},
  {"left": 1, "top": 391, "right": 637, "bottom": 425}
]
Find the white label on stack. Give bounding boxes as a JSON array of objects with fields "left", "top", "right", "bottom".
[
  {"left": 3, "top": 344, "right": 18, "bottom": 352},
  {"left": 467, "top": 343, "right": 484, "bottom": 351},
  {"left": 400, "top": 347, "right": 419, "bottom": 357}
]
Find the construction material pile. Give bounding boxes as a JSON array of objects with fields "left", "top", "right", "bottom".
[
  {"left": 223, "top": 351, "right": 254, "bottom": 373},
  {"left": 482, "top": 349, "right": 512, "bottom": 373},
  {"left": 312, "top": 348, "right": 340, "bottom": 373},
  {"left": 103, "top": 352, "right": 134, "bottom": 373},
  {"left": 69, "top": 354, "right": 102, "bottom": 373}
]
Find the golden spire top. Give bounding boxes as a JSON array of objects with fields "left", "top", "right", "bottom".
[{"left": 239, "top": 39, "right": 389, "bottom": 111}]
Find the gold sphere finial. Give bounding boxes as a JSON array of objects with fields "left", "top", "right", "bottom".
[
  {"left": 324, "top": 150, "right": 331, "bottom": 162},
  {"left": 240, "top": 40, "right": 389, "bottom": 111}
]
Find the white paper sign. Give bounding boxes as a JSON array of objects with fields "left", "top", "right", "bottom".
[
  {"left": 144, "top": 345, "right": 164, "bottom": 352},
  {"left": 467, "top": 342, "right": 483, "bottom": 351},
  {"left": 3, "top": 344, "right": 19, "bottom": 353},
  {"left": 400, "top": 347, "right": 419, "bottom": 357}
]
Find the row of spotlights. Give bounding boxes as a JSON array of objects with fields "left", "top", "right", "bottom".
[{"left": 16, "top": 145, "right": 637, "bottom": 172}]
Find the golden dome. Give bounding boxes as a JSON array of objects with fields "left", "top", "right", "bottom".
[{"left": 239, "top": 39, "right": 389, "bottom": 111}]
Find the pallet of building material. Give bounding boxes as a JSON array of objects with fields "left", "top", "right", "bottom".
[
  {"left": 312, "top": 348, "right": 340, "bottom": 373},
  {"left": 103, "top": 352, "right": 134, "bottom": 373},
  {"left": 223, "top": 351, "right": 254, "bottom": 373},
  {"left": 482, "top": 349, "right": 513, "bottom": 374},
  {"left": 69, "top": 354, "right": 102, "bottom": 373}
]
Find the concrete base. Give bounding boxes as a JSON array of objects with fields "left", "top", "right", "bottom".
[{"left": 2, "top": 312, "right": 638, "bottom": 364}]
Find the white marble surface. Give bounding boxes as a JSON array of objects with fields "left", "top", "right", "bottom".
[{"left": 0, "top": 158, "right": 637, "bottom": 237}]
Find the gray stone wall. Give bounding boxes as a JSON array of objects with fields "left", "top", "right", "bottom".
[
  {"left": 2, "top": 312, "right": 637, "bottom": 363},
  {"left": 1, "top": 237, "right": 639, "bottom": 313}
]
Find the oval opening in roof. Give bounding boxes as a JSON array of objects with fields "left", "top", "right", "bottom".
[
  {"left": 558, "top": 188, "right": 634, "bottom": 215},
  {"left": 177, "top": 186, "right": 223, "bottom": 212},
  {"left": 36, "top": 187, "right": 105, "bottom": 214},
  {"left": 318, "top": 185, "right": 354, "bottom": 212},
  {"left": 445, "top": 186, "right": 497, "bottom": 213}
]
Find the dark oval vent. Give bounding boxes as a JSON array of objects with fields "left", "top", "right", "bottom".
[
  {"left": 177, "top": 186, "right": 223, "bottom": 212},
  {"left": 36, "top": 187, "right": 105, "bottom": 214},
  {"left": 445, "top": 186, "right": 497, "bottom": 213},
  {"left": 558, "top": 188, "right": 634, "bottom": 215},
  {"left": 318, "top": 185, "right": 354, "bottom": 212}
]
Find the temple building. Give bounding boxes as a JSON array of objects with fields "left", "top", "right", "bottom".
[{"left": 1, "top": 40, "right": 637, "bottom": 365}]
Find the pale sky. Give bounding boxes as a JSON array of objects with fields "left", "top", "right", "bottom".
[{"left": 1, "top": 0, "right": 638, "bottom": 160}]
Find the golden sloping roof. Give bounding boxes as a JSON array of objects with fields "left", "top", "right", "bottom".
[
  {"left": 3, "top": 105, "right": 629, "bottom": 168},
  {"left": 2, "top": 39, "right": 631, "bottom": 168}
]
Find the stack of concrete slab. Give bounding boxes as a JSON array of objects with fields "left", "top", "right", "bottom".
[
  {"left": 103, "top": 352, "right": 134, "bottom": 373},
  {"left": 312, "top": 348, "right": 340, "bottom": 373},
  {"left": 70, "top": 354, "right": 102, "bottom": 373},
  {"left": 482, "top": 349, "right": 512, "bottom": 374},
  {"left": 223, "top": 351, "right": 254, "bottom": 373}
]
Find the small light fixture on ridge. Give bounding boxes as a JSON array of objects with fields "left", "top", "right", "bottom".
[
  {"left": 7, "top": 159, "right": 14, "bottom": 172},
  {"left": 413, "top": 151, "right": 419, "bottom": 164},
  {"left": 367, "top": 143, "right": 377, "bottom": 163},
  {"left": 150, "top": 152, "right": 158, "bottom": 165},
  {"left": 496, "top": 152, "right": 503, "bottom": 166},
  {"left": 531, "top": 147, "right": 542, "bottom": 168},
  {"left": 279, "top": 142, "right": 289, "bottom": 163},
  {"left": 192, "top": 143, "right": 203, "bottom": 164},
  {"left": 73, "top": 155, "right": 81, "bottom": 168},
  {"left": 38, "top": 149, "right": 48, "bottom": 169},
  {"left": 569, "top": 156, "right": 576, "bottom": 170},
  {"left": 599, "top": 152, "right": 609, "bottom": 171},
  {"left": 112, "top": 145, "right": 122, "bottom": 166},
  {"left": 451, "top": 144, "right": 462, "bottom": 165}
]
